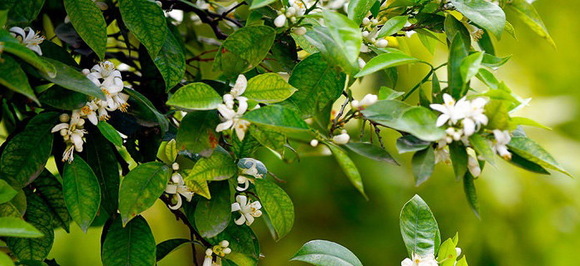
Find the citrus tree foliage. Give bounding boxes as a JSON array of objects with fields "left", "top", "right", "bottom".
[{"left": 0, "top": 0, "right": 561, "bottom": 265}]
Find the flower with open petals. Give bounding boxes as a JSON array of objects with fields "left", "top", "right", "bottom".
[
  {"left": 430, "top": 93, "right": 467, "bottom": 127},
  {"left": 401, "top": 253, "right": 438, "bottom": 266},
  {"left": 51, "top": 111, "right": 87, "bottom": 162},
  {"left": 461, "top": 97, "right": 488, "bottom": 136},
  {"left": 216, "top": 98, "right": 250, "bottom": 140},
  {"left": 492, "top": 129, "right": 512, "bottom": 159},
  {"left": 9, "top": 27, "right": 44, "bottom": 55},
  {"left": 165, "top": 171, "right": 194, "bottom": 210},
  {"left": 231, "top": 195, "right": 262, "bottom": 226}
]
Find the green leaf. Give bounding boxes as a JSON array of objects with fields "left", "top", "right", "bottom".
[
  {"left": 250, "top": 125, "right": 286, "bottom": 157},
  {"left": 194, "top": 181, "right": 231, "bottom": 238},
  {"left": 291, "top": 240, "right": 363, "bottom": 266},
  {"left": 0, "top": 112, "right": 57, "bottom": 189},
  {"left": 255, "top": 179, "right": 295, "bottom": 241},
  {"left": 156, "top": 238, "right": 190, "bottom": 262},
  {"left": 244, "top": 73, "right": 297, "bottom": 103},
  {"left": 400, "top": 195, "right": 441, "bottom": 257},
  {"left": 40, "top": 58, "right": 106, "bottom": 100},
  {"left": 355, "top": 52, "right": 421, "bottom": 78},
  {"left": 345, "top": 142, "right": 398, "bottom": 165},
  {"left": 2, "top": 41, "right": 56, "bottom": 78},
  {"left": 0, "top": 217, "right": 43, "bottom": 238},
  {"left": 450, "top": 0, "right": 506, "bottom": 38},
  {"left": 102, "top": 216, "right": 156, "bottom": 266},
  {"left": 469, "top": 134, "right": 495, "bottom": 165},
  {"left": 484, "top": 99, "right": 511, "bottom": 130},
  {"left": 327, "top": 143, "right": 367, "bottom": 199},
  {"left": 0, "top": 55, "right": 37, "bottom": 103},
  {"left": 243, "top": 105, "right": 310, "bottom": 134},
  {"left": 377, "top": 16, "right": 409, "bottom": 38},
  {"left": 64, "top": 0, "right": 107, "bottom": 59},
  {"left": 7, "top": 0, "right": 44, "bottom": 25},
  {"left": 322, "top": 11, "right": 361, "bottom": 73},
  {"left": 208, "top": 223, "right": 260, "bottom": 264},
  {"left": 118, "top": 0, "right": 168, "bottom": 57},
  {"left": 38, "top": 85, "right": 88, "bottom": 110},
  {"left": 507, "top": 136, "right": 570, "bottom": 176},
  {"left": 176, "top": 111, "right": 219, "bottom": 157},
  {"left": 154, "top": 30, "right": 186, "bottom": 91},
  {"left": 438, "top": 237, "right": 459, "bottom": 266},
  {"left": 63, "top": 157, "right": 101, "bottom": 232},
  {"left": 396, "top": 135, "right": 431, "bottom": 154},
  {"left": 506, "top": 0, "right": 555, "bottom": 47},
  {"left": 96, "top": 121, "right": 123, "bottom": 147},
  {"left": 506, "top": 152, "right": 549, "bottom": 175},
  {"left": 6, "top": 191, "right": 54, "bottom": 261},
  {"left": 447, "top": 34, "right": 469, "bottom": 98},
  {"left": 482, "top": 54, "right": 510, "bottom": 68},
  {"left": 184, "top": 150, "right": 236, "bottom": 182},
  {"left": 32, "top": 170, "right": 72, "bottom": 233},
  {"left": 0, "top": 179, "right": 17, "bottom": 204},
  {"left": 510, "top": 117, "right": 551, "bottom": 130},
  {"left": 412, "top": 147, "right": 435, "bottom": 186},
  {"left": 85, "top": 130, "right": 120, "bottom": 216},
  {"left": 124, "top": 88, "right": 169, "bottom": 132},
  {"left": 0, "top": 252, "right": 14, "bottom": 266},
  {"left": 463, "top": 172, "right": 480, "bottom": 217},
  {"left": 167, "top": 83, "right": 222, "bottom": 111},
  {"left": 304, "top": 23, "right": 359, "bottom": 74},
  {"left": 449, "top": 142, "right": 468, "bottom": 180},
  {"left": 119, "top": 162, "right": 172, "bottom": 225},
  {"left": 460, "top": 52, "right": 484, "bottom": 83},
  {"left": 249, "top": 0, "right": 276, "bottom": 9},
  {"left": 348, "top": 0, "right": 376, "bottom": 24},
  {"left": 378, "top": 86, "right": 405, "bottom": 100},
  {"left": 285, "top": 53, "right": 346, "bottom": 118}
]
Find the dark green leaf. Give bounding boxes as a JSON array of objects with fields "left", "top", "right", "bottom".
[
  {"left": 97, "top": 121, "right": 123, "bottom": 147},
  {"left": 194, "top": 181, "right": 231, "bottom": 238},
  {"left": 463, "top": 172, "right": 480, "bottom": 217},
  {"left": 355, "top": 52, "right": 421, "bottom": 78},
  {"left": 208, "top": 223, "right": 260, "bottom": 264},
  {"left": 7, "top": 0, "right": 44, "bottom": 25},
  {"left": 255, "top": 179, "right": 294, "bottom": 241},
  {"left": 505, "top": 152, "right": 550, "bottom": 175},
  {"left": 244, "top": 73, "right": 297, "bottom": 103},
  {"left": 451, "top": 0, "right": 506, "bottom": 38},
  {"left": 38, "top": 85, "right": 88, "bottom": 110},
  {"left": 63, "top": 157, "right": 101, "bottom": 232},
  {"left": 176, "top": 111, "right": 219, "bottom": 157},
  {"left": 102, "top": 216, "right": 156, "bottom": 266},
  {"left": 412, "top": 147, "right": 435, "bottom": 186},
  {"left": 64, "top": 0, "right": 107, "bottom": 59},
  {"left": 400, "top": 195, "right": 441, "bottom": 257},
  {"left": 184, "top": 149, "right": 236, "bottom": 182},
  {"left": 119, "top": 162, "right": 172, "bottom": 225},
  {"left": 85, "top": 130, "right": 120, "bottom": 216},
  {"left": 32, "top": 170, "right": 72, "bottom": 232},
  {"left": 0, "top": 55, "right": 37, "bottom": 103},
  {"left": 124, "top": 88, "right": 169, "bottom": 132},
  {"left": 345, "top": 142, "right": 398, "bottom": 165},
  {"left": 449, "top": 142, "right": 468, "bottom": 180},
  {"left": 118, "top": 0, "right": 168, "bottom": 57},
  {"left": 507, "top": 136, "right": 570, "bottom": 176},
  {"left": 156, "top": 238, "right": 190, "bottom": 262},
  {"left": 291, "top": 240, "right": 363, "bottom": 266},
  {"left": 396, "top": 135, "right": 431, "bottom": 153},
  {"left": 304, "top": 25, "right": 359, "bottom": 74},
  {"left": 40, "top": 58, "right": 106, "bottom": 100},
  {"left": 154, "top": 31, "right": 186, "bottom": 91},
  {"left": 447, "top": 34, "right": 469, "bottom": 98},
  {"left": 167, "top": 83, "right": 222, "bottom": 111},
  {"left": 2, "top": 41, "right": 56, "bottom": 78},
  {"left": 327, "top": 143, "right": 367, "bottom": 199},
  {"left": 0, "top": 217, "right": 43, "bottom": 238},
  {"left": 321, "top": 11, "right": 361, "bottom": 74},
  {"left": 250, "top": 125, "right": 286, "bottom": 157}
]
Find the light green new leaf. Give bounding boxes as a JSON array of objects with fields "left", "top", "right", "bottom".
[
  {"left": 154, "top": 31, "right": 186, "bottom": 91},
  {"left": 102, "top": 216, "right": 156, "bottom": 266},
  {"left": 194, "top": 181, "right": 231, "bottom": 238},
  {"left": 0, "top": 179, "right": 17, "bottom": 204},
  {"left": 291, "top": 240, "right": 363, "bottom": 266},
  {"left": 0, "top": 217, "right": 43, "bottom": 238},
  {"left": 41, "top": 58, "right": 106, "bottom": 100},
  {"left": 119, "top": 162, "right": 172, "bottom": 225},
  {"left": 0, "top": 252, "right": 14, "bottom": 266},
  {"left": 63, "top": 157, "right": 101, "bottom": 232},
  {"left": 412, "top": 147, "right": 435, "bottom": 186},
  {"left": 469, "top": 134, "right": 495, "bottom": 165},
  {"left": 0, "top": 112, "right": 57, "bottom": 189},
  {"left": 355, "top": 52, "right": 421, "bottom": 78},
  {"left": 0, "top": 55, "right": 37, "bottom": 103},
  {"left": 348, "top": 0, "right": 376, "bottom": 24},
  {"left": 438, "top": 237, "right": 459, "bottom": 266},
  {"left": 510, "top": 117, "right": 551, "bottom": 130},
  {"left": 97, "top": 121, "right": 123, "bottom": 147},
  {"left": 2, "top": 41, "right": 56, "bottom": 78},
  {"left": 460, "top": 52, "right": 484, "bottom": 83},
  {"left": 323, "top": 11, "right": 361, "bottom": 71},
  {"left": 484, "top": 99, "right": 511, "bottom": 130},
  {"left": 507, "top": 136, "right": 570, "bottom": 176},
  {"left": 64, "top": 0, "right": 107, "bottom": 59},
  {"left": 167, "top": 83, "right": 222, "bottom": 110},
  {"left": 400, "top": 195, "right": 441, "bottom": 257},
  {"left": 244, "top": 73, "right": 297, "bottom": 103},
  {"left": 33, "top": 170, "right": 72, "bottom": 232},
  {"left": 506, "top": 0, "right": 555, "bottom": 47},
  {"left": 250, "top": 0, "right": 276, "bottom": 9},
  {"left": 377, "top": 16, "right": 409, "bottom": 38},
  {"left": 119, "top": 0, "right": 168, "bottom": 57},
  {"left": 243, "top": 105, "right": 310, "bottom": 134},
  {"left": 184, "top": 150, "right": 237, "bottom": 182},
  {"left": 255, "top": 179, "right": 295, "bottom": 241},
  {"left": 450, "top": 0, "right": 506, "bottom": 38},
  {"left": 327, "top": 143, "right": 367, "bottom": 199},
  {"left": 156, "top": 238, "right": 191, "bottom": 262}
]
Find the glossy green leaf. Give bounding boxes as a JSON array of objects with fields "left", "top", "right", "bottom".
[
  {"left": 460, "top": 52, "right": 484, "bottom": 83},
  {"left": 412, "top": 147, "right": 435, "bottom": 186},
  {"left": 208, "top": 223, "right": 260, "bottom": 264},
  {"left": 250, "top": 0, "right": 276, "bottom": 9},
  {"left": 32, "top": 170, "right": 72, "bottom": 232},
  {"left": 38, "top": 85, "right": 88, "bottom": 110},
  {"left": 96, "top": 121, "right": 123, "bottom": 147},
  {"left": 243, "top": 105, "right": 310, "bottom": 134},
  {"left": 469, "top": 134, "right": 495, "bottom": 165},
  {"left": 510, "top": 117, "right": 551, "bottom": 130},
  {"left": 119, "top": 162, "right": 172, "bottom": 225},
  {"left": 327, "top": 143, "right": 367, "bottom": 199},
  {"left": 244, "top": 73, "right": 297, "bottom": 103},
  {"left": 63, "top": 157, "right": 101, "bottom": 232},
  {"left": 348, "top": 0, "right": 376, "bottom": 24},
  {"left": 0, "top": 112, "right": 56, "bottom": 189},
  {"left": 40, "top": 58, "right": 106, "bottom": 100},
  {"left": 482, "top": 54, "right": 510, "bottom": 68},
  {"left": 2, "top": 41, "right": 56, "bottom": 78},
  {"left": 322, "top": 11, "right": 361, "bottom": 73},
  {"left": 194, "top": 181, "right": 231, "bottom": 238},
  {"left": 484, "top": 99, "right": 511, "bottom": 130},
  {"left": 285, "top": 53, "right": 346, "bottom": 118},
  {"left": 291, "top": 240, "right": 363, "bottom": 266},
  {"left": 378, "top": 86, "right": 405, "bottom": 100},
  {"left": 447, "top": 34, "right": 469, "bottom": 98},
  {"left": 250, "top": 125, "right": 286, "bottom": 157},
  {"left": 0, "top": 55, "right": 37, "bottom": 103},
  {"left": 102, "top": 216, "right": 156, "bottom": 266},
  {"left": 6, "top": 191, "right": 54, "bottom": 261},
  {"left": 304, "top": 24, "right": 359, "bottom": 74},
  {"left": 506, "top": 0, "right": 555, "bottom": 47},
  {"left": 64, "top": 0, "right": 107, "bottom": 59},
  {"left": 506, "top": 152, "right": 550, "bottom": 175},
  {"left": 463, "top": 172, "right": 480, "bottom": 217},
  {"left": 377, "top": 16, "right": 409, "bottom": 38},
  {"left": 451, "top": 0, "right": 506, "bottom": 38},
  {"left": 166, "top": 83, "right": 222, "bottom": 111},
  {"left": 255, "top": 178, "right": 295, "bottom": 241},
  {"left": 176, "top": 111, "right": 219, "bottom": 157},
  {"left": 154, "top": 31, "right": 186, "bottom": 91},
  {"left": 400, "top": 195, "right": 441, "bottom": 257},
  {"left": 184, "top": 149, "right": 236, "bottom": 182},
  {"left": 7, "top": 0, "right": 44, "bottom": 24},
  {"left": 118, "top": 0, "right": 168, "bottom": 57},
  {"left": 449, "top": 142, "right": 468, "bottom": 180},
  {"left": 507, "top": 136, "right": 570, "bottom": 176},
  {"left": 476, "top": 68, "right": 500, "bottom": 89},
  {"left": 396, "top": 135, "right": 431, "bottom": 154},
  {"left": 85, "top": 130, "right": 120, "bottom": 216},
  {"left": 156, "top": 238, "right": 190, "bottom": 262},
  {"left": 355, "top": 52, "right": 421, "bottom": 78},
  {"left": 124, "top": 88, "right": 169, "bottom": 132},
  {"left": 0, "top": 217, "right": 43, "bottom": 238},
  {"left": 0, "top": 252, "right": 14, "bottom": 266},
  {"left": 0, "top": 179, "right": 17, "bottom": 204},
  {"left": 345, "top": 142, "right": 398, "bottom": 165}
]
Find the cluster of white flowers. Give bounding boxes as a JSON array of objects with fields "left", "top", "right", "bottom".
[
  {"left": 231, "top": 195, "right": 262, "bottom": 226},
  {"left": 360, "top": 18, "right": 389, "bottom": 50},
  {"left": 51, "top": 61, "right": 129, "bottom": 162},
  {"left": 492, "top": 129, "right": 512, "bottom": 159},
  {"left": 401, "top": 248, "right": 461, "bottom": 266},
  {"left": 9, "top": 26, "right": 44, "bottom": 55},
  {"left": 203, "top": 240, "right": 231, "bottom": 266},
  {"left": 273, "top": 0, "right": 315, "bottom": 30},
  {"left": 236, "top": 158, "right": 267, "bottom": 192},
  {"left": 165, "top": 163, "right": 195, "bottom": 210},
  {"left": 216, "top": 75, "right": 252, "bottom": 141}
]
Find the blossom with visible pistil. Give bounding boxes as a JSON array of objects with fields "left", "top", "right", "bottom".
[
  {"left": 231, "top": 195, "right": 262, "bottom": 226},
  {"left": 9, "top": 27, "right": 44, "bottom": 55}
]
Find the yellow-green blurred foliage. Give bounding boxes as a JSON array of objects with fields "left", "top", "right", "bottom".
[{"left": 48, "top": 1, "right": 580, "bottom": 265}]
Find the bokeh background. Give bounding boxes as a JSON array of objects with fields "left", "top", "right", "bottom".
[{"left": 47, "top": 0, "right": 580, "bottom": 265}]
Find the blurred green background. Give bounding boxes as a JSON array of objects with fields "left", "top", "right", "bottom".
[{"left": 48, "top": 1, "right": 580, "bottom": 265}]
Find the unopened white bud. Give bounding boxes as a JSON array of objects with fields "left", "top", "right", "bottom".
[
  {"left": 292, "top": 26, "right": 307, "bottom": 35},
  {"left": 155, "top": 1, "right": 162, "bottom": 8},
  {"left": 310, "top": 139, "right": 319, "bottom": 147},
  {"left": 220, "top": 240, "right": 229, "bottom": 247},
  {"left": 375, "top": 38, "right": 388, "bottom": 48},
  {"left": 274, "top": 14, "right": 287, "bottom": 28},
  {"left": 172, "top": 162, "right": 180, "bottom": 171},
  {"left": 357, "top": 58, "right": 366, "bottom": 68},
  {"left": 60, "top": 129, "right": 68, "bottom": 136},
  {"left": 332, "top": 130, "right": 350, "bottom": 144},
  {"left": 59, "top": 113, "right": 70, "bottom": 123},
  {"left": 82, "top": 69, "right": 90, "bottom": 75},
  {"left": 362, "top": 17, "right": 370, "bottom": 26},
  {"left": 361, "top": 31, "right": 370, "bottom": 38},
  {"left": 76, "top": 118, "right": 85, "bottom": 127}
]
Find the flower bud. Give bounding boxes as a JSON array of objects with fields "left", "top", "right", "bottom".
[
  {"left": 375, "top": 38, "right": 388, "bottom": 48},
  {"left": 332, "top": 130, "right": 350, "bottom": 144},
  {"left": 274, "top": 14, "right": 287, "bottom": 28},
  {"left": 362, "top": 17, "right": 370, "bottom": 26},
  {"left": 59, "top": 113, "right": 70, "bottom": 123},
  {"left": 292, "top": 26, "right": 307, "bottom": 36},
  {"left": 172, "top": 162, "right": 180, "bottom": 171},
  {"left": 310, "top": 139, "right": 319, "bottom": 147}
]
